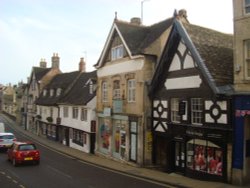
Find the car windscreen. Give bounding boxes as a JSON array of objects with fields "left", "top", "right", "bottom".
[
  {"left": 18, "top": 144, "right": 36, "bottom": 151},
  {"left": 0, "top": 135, "right": 14, "bottom": 139}
]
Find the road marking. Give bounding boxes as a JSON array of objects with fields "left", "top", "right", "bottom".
[{"left": 46, "top": 165, "right": 72, "bottom": 179}]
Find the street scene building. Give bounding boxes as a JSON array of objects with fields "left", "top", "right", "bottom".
[{"left": 1, "top": 1, "right": 250, "bottom": 186}]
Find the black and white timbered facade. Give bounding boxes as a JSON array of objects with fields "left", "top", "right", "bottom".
[{"left": 149, "top": 20, "right": 234, "bottom": 182}]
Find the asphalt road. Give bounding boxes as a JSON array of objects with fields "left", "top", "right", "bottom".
[{"left": 0, "top": 116, "right": 168, "bottom": 188}]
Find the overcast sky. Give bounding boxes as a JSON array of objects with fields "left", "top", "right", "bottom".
[{"left": 0, "top": 0, "right": 233, "bottom": 85}]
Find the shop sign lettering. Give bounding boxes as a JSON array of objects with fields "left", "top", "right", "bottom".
[{"left": 235, "top": 110, "right": 250, "bottom": 117}]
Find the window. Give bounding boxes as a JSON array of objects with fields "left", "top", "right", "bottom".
[
  {"left": 186, "top": 139, "right": 223, "bottom": 176},
  {"left": 43, "top": 89, "right": 47, "bottom": 97},
  {"left": 113, "top": 80, "right": 121, "bottom": 99},
  {"left": 50, "top": 107, "right": 53, "bottom": 117},
  {"left": 50, "top": 89, "right": 54, "bottom": 97},
  {"left": 102, "top": 81, "right": 108, "bottom": 102},
  {"left": 81, "top": 108, "right": 87, "bottom": 121},
  {"left": 245, "top": 40, "right": 250, "bottom": 78},
  {"left": 56, "top": 88, "right": 61, "bottom": 96},
  {"left": 63, "top": 107, "right": 68, "bottom": 118},
  {"left": 111, "top": 45, "right": 124, "bottom": 60},
  {"left": 72, "top": 107, "right": 78, "bottom": 119},
  {"left": 245, "top": 0, "right": 250, "bottom": 13},
  {"left": 127, "top": 79, "right": 136, "bottom": 102},
  {"left": 73, "top": 129, "right": 84, "bottom": 146},
  {"left": 191, "top": 98, "right": 203, "bottom": 125},
  {"left": 171, "top": 98, "right": 180, "bottom": 123},
  {"left": 32, "top": 79, "right": 36, "bottom": 91}
]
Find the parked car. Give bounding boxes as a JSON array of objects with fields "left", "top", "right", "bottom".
[
  {"left": 7, "top": 141, "right": 40, "bottom": 166},
  {"left": 0, "top": 132, "right": 16, "bottom": 151}
]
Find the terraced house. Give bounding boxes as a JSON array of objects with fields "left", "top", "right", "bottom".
[
  {"left": 94, "top": 10, "right": 188, "bottom": 166},
  {"left": 149, "top": 18, "right": 233, "bottom": 182},
  {"left": 35, "top": 58, "right": 97, "bottom": 153}
]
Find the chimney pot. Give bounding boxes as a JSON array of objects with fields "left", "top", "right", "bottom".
[{"left": 79, "top": 57, "right": 86, "bottom": 72}]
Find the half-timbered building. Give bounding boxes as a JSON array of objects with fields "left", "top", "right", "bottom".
[{"left": 149, "top": 19, "right": 233, "bottom": 182}]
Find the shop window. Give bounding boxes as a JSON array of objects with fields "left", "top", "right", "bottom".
[
  {"left": 100, "top": 119, "right": 110, "bottom": 150},
  {"left": 73, "top": 129, "right": 83, "bottom": 146},
  {"left": 186, "top": 139, "right": 222, "bottom": 176},
  {"left": 113, "top": 121, "right": 126, "bottom": 159},
  {"left": 171, "top": 98, "right": 180, "bottom": 123}
]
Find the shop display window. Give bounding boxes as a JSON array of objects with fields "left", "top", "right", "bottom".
[
  {"left": 100, "top": 119, "right": 110, "bottom": 149},
  {"left": 187, "top": 139, "right": 223, "bottom": 176}
]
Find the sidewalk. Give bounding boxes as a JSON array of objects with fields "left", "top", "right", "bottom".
[{"left": 2, "top": 115, "right": 247, "bottom": 188}]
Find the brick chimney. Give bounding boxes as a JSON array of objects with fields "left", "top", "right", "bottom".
[
  {"left": 51, "top": 53, "right": 60, "bottom": 69},
  {"left": 79, "top": 57, "right": 86, "bottom": 72},
  {"left": 39, "top": 58, "right": 47, "bottom": 68}
]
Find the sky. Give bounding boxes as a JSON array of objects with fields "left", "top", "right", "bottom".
[{"left": 0, "top": 0, "right": 233, "bottom": 85}]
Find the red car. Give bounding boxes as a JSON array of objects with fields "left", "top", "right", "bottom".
[{"left": 7, "top": 141, "right": 40, "bottom": 166}]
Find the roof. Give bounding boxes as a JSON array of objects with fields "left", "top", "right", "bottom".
[
  {"left": 149, "top": 19, "right": 233, "bottom": 96},
  {"left": 35, "top": 71, "right": 81, "bottom": 106},
  {"left": 96, "top": 16, "right": 176, "bottom": 68},
  {"left": 58, "top": 70, "right": 97, "bottom": 105},
  {"left": 36, "top": 70, "right": 97, "bottom": 106},
  {"left": 33, "top": 67, "right": 52, "bottom": 81}
]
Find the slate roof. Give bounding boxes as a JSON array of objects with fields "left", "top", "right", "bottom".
[
  {"left": 115, "top": 17, "right": 174, "bottom": 55},
  {"left": 33, "top": 67, "right": 52, "bottom": 81},
  {"left": 35, "top": 71, "right": 80, "bottom": 106},
  {"left": 35, "top": 70, "right": 97, "bottom": 106},
  {"left": 58, "top": 70, "right": 97, "bottom": 105},
  {"left": 149, "top": 19, "right": 234, "bottom": 96},
  {"left": 183, "top": 22, "right": 233, "bottom": 87}
]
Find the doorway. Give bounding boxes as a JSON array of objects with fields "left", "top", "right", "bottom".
[{"left": 175, "top": 141, "right": 185, "bottom": 173}]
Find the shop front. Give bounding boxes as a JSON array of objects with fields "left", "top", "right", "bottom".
[{"left": 154, "top": 124, "right": 232, "bottom": 182}]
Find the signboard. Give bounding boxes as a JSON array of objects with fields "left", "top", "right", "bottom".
[{"left": 103, "top": 107, "right": 111, "bottom": 117}]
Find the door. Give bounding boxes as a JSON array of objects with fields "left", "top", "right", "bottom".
[
  {"left": 90, "top": 133, "right": 95, "bottom": 154},
  {"left": 175, "top": 141, "right": 185, "bottom": 173}
]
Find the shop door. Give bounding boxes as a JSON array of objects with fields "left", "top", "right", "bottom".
[{"left": 175, "top": 142, "right": 185, "bottom": 173}]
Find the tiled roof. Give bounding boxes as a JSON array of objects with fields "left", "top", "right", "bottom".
[
  {"left": 33, "top": 67, "right": 52, "bottom": 81},
  {"left": 183, "top": 23, "right": 233, "bottom": 87},
  {"left": 36, "top": 71, "right": 97, "bottom": 106},
  {"left": 36, "top": 71, "right": 80, "bottom": 105},
  {"left": 116, "top": 17, "right": 174, "bottom": 55},
  {"left": 58, "top": 70, "right": 97, "bottom": 105}
]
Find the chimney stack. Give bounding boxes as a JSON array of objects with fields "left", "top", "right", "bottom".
[
  {"left": 130, "top": 17, "right": 141, "bottom": 25},
  {"left": 51, "top": 53, "right": 60, "bottom": 69},
  {"left": 79, "top": 57, "right": 86, "bottom": 72},
  {"left": 40, "top": 58, "right": 47, "bottom": 68}
]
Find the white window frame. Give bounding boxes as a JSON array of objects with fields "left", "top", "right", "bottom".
[
  {"left": 63, "top": 106, "right": 69, "bottom": 118},
  {"left": 113, "top": 80, "right": 121, "bottom": 99},
  {"left": 102, "top": 81, "right": 108, "bottom": 102},
  {"left": 245, "top": 0, "right": 250, "bottom": 14},
  {"left": 127, "top": 79, "right": 136, "bottom": 102},
  {"left": 43, "top": 89, "right": 47, "bottom": 97},
  {"left": 111, "top": 45, "right": 124, "bottom": 60},
  {"left": 171, "top": 98, "right": 180, "bottom": 123},
  {"left": 72, "top": 107, "right": 78, "bottom": 119},
  {"left": 50, "top": 89, "right": 54, "bottom": 97},
  {"left": 56, "top": 88, "right": 61, "bottom": 96},
  {"left": 191, "top": 98, "right": 203, "bottom": 125},
  {"left": 81, "top": 108, "right": 88, "bottom": 121},
  {"left": 245, "top": 40, "right": 250, "bottom": 79}
]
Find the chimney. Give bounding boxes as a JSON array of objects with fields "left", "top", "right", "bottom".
[
  {"left": 178, "top": 9, "right": 187, "bottom": 19},
  {"left": 79, "top": 57, "right": 86, "bottom": 72},
  {"left": 51, "top": 53, "right": 60, "bottom": 69},
  {"left": 130, "top": 17, "right": 141, "bottom": 25},
  {"left": 39, "top": 58, "right": 47, "bottom": 68}
]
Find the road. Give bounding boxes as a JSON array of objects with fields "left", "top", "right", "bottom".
[{"left": 0, "top": 115, "right": 168, "bottom": 188}]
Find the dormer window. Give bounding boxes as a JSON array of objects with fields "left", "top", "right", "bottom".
[
  {"left": 111, "top": 45, "right": 124, "bottom": 60},
  {"left": 50, "top": 89, "right": 54, "bottom": 97},
  {"left": 245, "top": 0, "right": 250, "bottom": 14},
  {"left": 43, "top": 89, "right": 47, "bottom": 97},
  {"left": 56, "top": 88, "right": 62, "bottom": 96}
]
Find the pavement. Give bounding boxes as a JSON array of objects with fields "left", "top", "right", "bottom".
[{"left": 1, "top": 114, "right": 249, "bottom": 188}]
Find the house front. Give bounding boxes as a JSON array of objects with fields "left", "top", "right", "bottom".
[
  {"left": 95, "top": 11, "right": 188, "bottom": 166},
  {"left": 149, "top": 19, "right": 234, "bottom": 182}
]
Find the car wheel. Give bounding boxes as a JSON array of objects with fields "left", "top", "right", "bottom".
[{"left": 12, "top": 158, "right": 18, "bottom": 167}]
